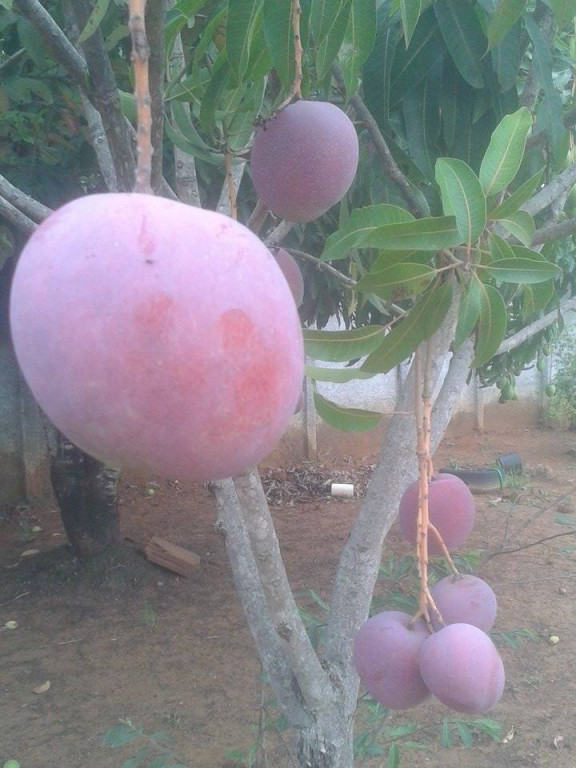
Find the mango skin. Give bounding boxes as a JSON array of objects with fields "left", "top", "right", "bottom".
[
  {"left": 419, "top": 623, "right": 505, "bottom": 714},
  {"left": 10, "top": 193, "right": 304, "bottom": 481},
  {"left": 251, "top": 100, "right": 359, "bottom": 223}
]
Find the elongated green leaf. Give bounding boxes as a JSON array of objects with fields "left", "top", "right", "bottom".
[
  {"left": 305, "top": 364, "right": 376, "bottom": 382},
  {"left": 339, "top": 0, "right": 377, "bottom": 97},
  {"left": 435, "top": 158, "right": 486, "bottom": 242},
  {"left": 303, "top": 325, "right": 386, "bottom": 362},
  {"left": 371, "top": 250, "right": 432, "bottom": 270},
  {"left": 388, "top": 743, "right": 400, "bottom": 768},
  {"left": 226, "top": 0, "right": 263, "bottom": 84},
  {"left": 165, "top": 121, "right": 223, "bottom": 165},
  {"left": 486, "top": 0, "right": 527, "bottom": 50},
  {"left": 171, "top": 101, "right": 214, "bottom": 153},
  {"left": 440, "top": 61, "right": 475, "bottom": 151},
  {"left": 316, "top": 0, "right": 352, "bottom": 78},
  {"left": 401, "top": 0, "right": 422, "bottom": 47},
  {"left": 479, "top": 107, "right": 532, "bottom": 197},
  {"left": 434, "top": 0, "right": 486, "bottom": 88},
  {"left": 453, "top": 276, "right": 482, "bottom": 348},
  {"left": 321, "top": 204, "right": 414, "bottom": 261},
  {"left": 483, "top": 250, "right": 561, "bottom": 283},
  {"left": 390, "top": 8, "right": 443, "bottom": 102},
  {"left": 548, "top": 0, "right": 576, "bottom": 28},
  {"left": 198, "top": 53, "right": 228, "bottom": 132},
  {"left": 499, "top": 209, "right": 535, "bottom": 246},
  {"left": 402, "top": 67, "right": 441, "bottom": 179},
  {"left": 525, "top": 16, "right": 567, "bottom": 168},
  {"left": 102, "top": 725, "right": 141, "bottom": 747},
  {"left": 310, "top": 0, "right": 350, "bottom": 44},
  {"left": 356, "top": 263, "right": 436, "bottom": 298},
  {"left": 490, "top": 21, "right": 522, "bottom": 92},
  {"left": 362, "top": 216, "right": 462, "bottom": 251},
  {"left": 487, "top": 232, "right": 514, "bottom": 262},
  {"left": 263, "top": 0, "right": 293, "bottom": 87},
  {"left": 488, "top": 167, "right": 544, "bottom": 218},
  {"left": 363, "top": 6, "right": 401, "bottom": 125},
  {"left": 521, "top": 280, "right": 555, "bottom": 318},
  {"left": 314, "top": 392, "right": 382, "bottom": 432},
  {"left": 473, "top": 283, "right": 507, "bottom": 366},
  {"left": 77, "top": 0, "right": 110, "bottom": 43},
  {"left": 361, "top": 281, "right": 454, "bottom": 373}
]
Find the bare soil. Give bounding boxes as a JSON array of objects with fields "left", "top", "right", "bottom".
[{"left": 1, "top": 421, "right": 576, "bottom": 767}]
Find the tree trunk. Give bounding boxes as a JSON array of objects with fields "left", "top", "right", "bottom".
[
  {"left": 50, "top": 436, "right": 121, "bottom": 558},
  {"left": 295, "top": 707, "right": 355, "bottom": 768}
]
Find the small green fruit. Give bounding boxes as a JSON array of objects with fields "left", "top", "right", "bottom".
[
  {"left": 4, "top": 760, "right": 21, "bottom": 768},
  {"left": 536, "top": 358, "right": 545, "bottom": 372},
  {"left": 545, "top": 384, "right": 556, "bottom": 397}
]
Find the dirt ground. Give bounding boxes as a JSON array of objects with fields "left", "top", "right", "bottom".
[{"left": 1, "top": 415, "right": 576, "bottom": 768}]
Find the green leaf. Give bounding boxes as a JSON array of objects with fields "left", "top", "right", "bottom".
[
  {"left": 473, "top": 282, "right": 507, "bottom": 366},
  {"left": 321, "top": 204, "right": 414, "bottom": 261},
  {"left": 310, "top": 0, "right": 351, "bottom": 44},
  {"left": 102, "top": 725, "right": 141, "bottom": 748},
  {"left": 434, "top": 0, "right": 486, "bottom": 88},
  {"left": 226, "top": 0, "right": 263, "bottom": 84},
  {"left": 361, "top": 281, "right": 454, "bottom": 373},
  {"left": 362, "top": 5, "right": 401, "bottom": 125},
  {"left": 314, "top": 392, "right": 383, "bottom": 432},
  {"left": 315, "top": 0, "right": 352, "bottom": 79},
  {"left": 305, "top": 364, "right": 376, "bottom": 382},
  {"left": 339, "top": 0, "right": 377, "bottom": 97},
  {"left": 453, "top": 277, "right": 482, "bottom": 348},
  {"left": 479, "top": 107, "right": 532, "bottom": 197},
  {"left": 303, "top": 325, "right": 386, "bottom": 362},
  {"left": 456, "top": 721, "right": 473, "bottom": 748},
  {"left": 390, "top": 8, "right": 444, "bottom": 102},
  {"left": 498, "top": 209, "right": 535, "bottom": 246},
  {"left": 400, "top": 0, "right": 422, "bottom": 47},
  {"left": 77, "top": 0, "right": 110, "bottom": 43},
  {"left": 165, "top": 120, "right": 223, "bottom": 165},
  {"left": 362, "top": 216, "right": 462, "bottom": 251},
  {"left": 263, "top": 0, "right": 293, "bottom": 87},
  {"left": 387, "top": 743, "right": 400, "bottom": 768},
  {"left": 488, "top": 167, "right": 544, "bottom": 218},
  {"left": 484, "top": 249, "right": 561, "bottom": 284},
  {"left": 440, "top": 61, "right": 475, "bottom": 151},
  {"left": 402, "top": 68, "right": 441, "bottom": 179},
  {"left": 122, "top": 753, "right": 147, "bottom": 768},
  {"left": 440, "top": 719, "right": 452, "bottom": 748},
  {"left": 490, "top": 21, "right": 522, "bottom": 92},
  {"left": 487, "top": 232, "right": 514, "bottom": 262},
  {"left": 356, "top": 263, "right": 436, "bottom": 298},
  {"left": 521, "top": 280, "right": 555, "bottom": 318},
  {"left": 547, "top": 0, "right": 576, "bottom": 28},
  {"left": 435, "top": 158, "right": 486, "bottom": 242},
  {"left": 525, "top": 16, "right": 567, "bottom": 168},
  {"left": 486, "top": 0, "right": 527, "bottom": 50}
]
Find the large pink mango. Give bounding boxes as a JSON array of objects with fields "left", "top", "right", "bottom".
[
  {"left": 251, "top": 100, "right": 359, "bottom": 223},
  {"left": 398, "top": 473, "right": 476, "bottom": 555},
  {"left": 10, "top": 193, "right": 304, "bottom": 481},
  {"left": 418, "top": 623, "right": 505, "bottom": 714},
  {"left": 353, "top": 610, "right": 431, "bottom": 709},
  {"left": 430, "top": 574, "right": 498, "bottom": 632}
]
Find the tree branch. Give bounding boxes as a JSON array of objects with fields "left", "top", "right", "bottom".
[
  {"left": 522, "top": 163, "right": 576, "bottom": 216},
  {"left": 12, "top": 0, "right": 88, "bottom": 90},
  {"left": 495, "top": 296, "right": 576, "bottom": 356},
  {"left": 265, "top": 219, "right": 295, "bottom": 246},
  {"left": 70, "top": 0, "right": 136, "bottom": 191},
  {"left": 532, "top": 216, "right": 576, "bottom": 244},
  {"left": 331, "top": 65, "right": 428, "bottom": 218},
  {"left": 0, "top": 174, "right": 51, "bottom": 222},
  {"left": 146, "top": 0, "right": 167, "bottom": 194},
  {"left": 209, "top": 478, "right": 312, "bottom": 731},
  {"left": 0, "top": 196, "right": 37, "bottom": 234},
  {"left": 234, "top": 470, "right": 333, "bottom": 713}
]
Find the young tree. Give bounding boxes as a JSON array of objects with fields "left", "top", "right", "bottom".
[{"left": 3, "top": 0, "right": 576, "bottom": 764}]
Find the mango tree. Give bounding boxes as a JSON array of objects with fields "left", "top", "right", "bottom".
[{"left": 2, "top": 0, "right": 576, "bottom": 764}]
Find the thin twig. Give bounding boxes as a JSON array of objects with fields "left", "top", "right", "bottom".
[
  {"left": 487, "top": 529, "right": 576, "bottom": 558},
  {"left": 0, "top": 196, "right": 37, "bottom": 234},
  {"left": 247, "top": 199, "right": 269, "bottom": 232},
  {"left": 0, "top": 174, "right": 52, "bottom": 222},
  {"left": 265, "top": 219, "right": 295, "bottom": 246},
  {"left": 278, "top": 0, "right": 303, "bottom": 109},
  {"left": 225, "top": 149, "right": 238, "bottom": 220},
  {"left": 0, "top": 591, "right": 31, "bottom": 608},
  {"left": 129, "top": 0, "right": 153, "bottom": 194}
]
